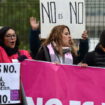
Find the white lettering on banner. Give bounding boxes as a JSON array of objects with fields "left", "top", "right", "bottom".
[
  {"left": 26, "top": 97, "right": 34, "bottom": 105},
  {"left": 70, "top": 101, "right": 94, "bottom": 105},
  {"left": 37, "top": 98, "right": 43, "bottom": 105},
  {"left": 70, "top": 101, "right": 81, "bottom": 105},
  {"left": 32, "top": 98, "right": 105, "bottom": 105},
  {"left": 83, "top": 102, "right": 94, "bottom": 105},
  {"left": 45, "top": 98, "right": 62, "bottom": 105}
]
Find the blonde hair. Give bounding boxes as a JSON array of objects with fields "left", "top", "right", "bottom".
[{"left": 43, "top": 25, "right": 78, "bottom": 56}]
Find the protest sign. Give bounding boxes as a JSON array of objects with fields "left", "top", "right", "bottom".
[
  {"left": 40, "top": 0, "right": 85, "bottom": 38},
  {"left": 21, "top": 60, "right": 105, "bottom": 105},
  {"left": 0, "top": 63, "right": 20, "bottom": 104}
]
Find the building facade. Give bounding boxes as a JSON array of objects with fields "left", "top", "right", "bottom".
[{"left": 86, "top": 0, "right": 105, "bottom": 38}]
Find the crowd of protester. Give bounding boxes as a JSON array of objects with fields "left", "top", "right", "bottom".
[
  {"left": 1, "top": 16, "right": 105, "bottom": 105},
  {"left": 29, "top": 17, "right": 89, "bottom": 65}
]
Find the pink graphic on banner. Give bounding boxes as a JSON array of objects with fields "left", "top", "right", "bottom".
[
  {"left": 21, "top": 60, "right": 105, "bottom": 105},
  {"left": 11, "top": 90, "right": 20, "bottom": 101}
]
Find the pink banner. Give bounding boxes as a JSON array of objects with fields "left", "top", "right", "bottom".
[{"left": 21, "top": 60, "right": 105, "bottom": 105}]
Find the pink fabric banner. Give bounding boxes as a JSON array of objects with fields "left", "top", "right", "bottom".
[{"left": 21, "top": 60, "right": 105, "bottom": 105}]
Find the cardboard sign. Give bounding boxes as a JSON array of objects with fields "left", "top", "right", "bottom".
[
  {"left": 40, "top": 0, "right": 85, "bottom": 38},
  {"left": 0, "top": 63, "right": 20, "bottom": 104}
]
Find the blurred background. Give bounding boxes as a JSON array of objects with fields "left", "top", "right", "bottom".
[
  {"left": 0, "top": 0, "right": 39, "bottom": 50},
  {"left": 0, "top": 0, "right": 105, "bottom": 51}
]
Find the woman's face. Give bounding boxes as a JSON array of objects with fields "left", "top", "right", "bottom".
[
  {"left": 62, "top": 28, "right": 71, "bottom": 47},
  {"left": 4, "top": 29, "right": 17, "bottom": 48}
]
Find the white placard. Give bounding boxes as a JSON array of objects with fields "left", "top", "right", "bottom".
[
  {"left": 40, "top": 0, "right": 85, "bottom": 39},
  {"left": 0, "top": 63, "right": 20, "bottom": 104}
]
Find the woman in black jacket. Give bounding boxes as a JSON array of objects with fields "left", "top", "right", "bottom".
[
  {"left": 29, "top": 17, "right": 89, "bottom": 65},
  {"left": 35, "top": 25, "right": 88, "bottom": 65},
  {"left": 29, "top": 17, "right": 40, "bottom": 59},
  {"left": 82, "top": 30, "right": 105, "bottom": 67},
  {"left": 29, "top": 17, "right": 89, "bottom": 64}
]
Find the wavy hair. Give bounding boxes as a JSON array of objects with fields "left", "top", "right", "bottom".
[{"left": 43, "top": 25, "right": 77, "bottom": 56}]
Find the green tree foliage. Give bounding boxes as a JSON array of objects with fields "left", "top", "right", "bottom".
[{"left": 0, "top": 0, "right": 40, "bottom": 50}]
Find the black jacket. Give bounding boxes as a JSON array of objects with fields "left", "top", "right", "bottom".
[
  {"left": 35, "top": 46, "right": 79, "bottom": 64},
  {"left": 29, "top": 29, "right": 89, "bottom": 61},
  {"left": 29, "top": 29, "right": 40, "bottom": 59},
  {"left": 36, "top": 39, "right": 89, "bottom": 64},
  {"left": 82, "top": 44, "right": 105, "bottom": 67}
]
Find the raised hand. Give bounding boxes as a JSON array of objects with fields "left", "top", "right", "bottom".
[
  {"left": 82, "top": 30, "right": 88, "bottom": 40},
  {"left": 30, "top": 17, "right": 39, "bottom": 30}
]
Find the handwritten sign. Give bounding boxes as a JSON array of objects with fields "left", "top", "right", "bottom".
[
  {"left": 0, "top": 63, "right": 20, "bottom": 104},
  {"left": 40, "top": 0, "right": 85, "bottom": 38}
]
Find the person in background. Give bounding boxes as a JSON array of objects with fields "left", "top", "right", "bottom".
[
  {"left": 0, "top": 26, "right": 32, "bottom": 105},
  {"left": 29, "top": 17, "right": 40, "bottom": 59},
  {"left": 0, "top": 26, "right": 32, "bottom": 63},
  {"left": 81, "top": 30, "right": 105, "bottom": 67},
  {"left": 35, "top": 25, "right": 88, "bottom": 65},
  {"left": 78, "top": 30, "right": 89, "bottom": 62},
  {"left": 29, "top": 17, "right": 89, "bottom": 63}
]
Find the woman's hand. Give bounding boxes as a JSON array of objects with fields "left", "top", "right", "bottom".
[
  {"left": 78, "top": 62, "right": 88, "bottom": 68},
  {"left": 52, "top": 62, "right": 60, "bottom": 65},
  {"left": 30, "top": 17, "right": 39, "bottom": 30},
  {"left": 81, "top": 30, "right": 88, "bottom": 40}
]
